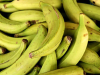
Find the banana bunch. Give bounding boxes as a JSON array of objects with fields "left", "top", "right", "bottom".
[{"left": 1, "top": 0, "right": 100, "bottom": 75}]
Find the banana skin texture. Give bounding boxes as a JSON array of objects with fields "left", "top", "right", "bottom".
[
  {"left": 0, "top": 39, "right": 28, "bottom": 69},
  {"left": 39, "top": 66, "right": 84, "bottom": 75},
  {"left": 29, "top": 1, "right": 65, "bottom": 58},
  {"left": 58, "top": 13, "right": 88, "bottom": 68},
  {"left": 0, "top": 25, "right": 47, "bottom": 75}
]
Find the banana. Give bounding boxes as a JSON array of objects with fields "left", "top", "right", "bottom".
[
  {"left": 0, "top": 2, "right": 18, "bottom": 13},
  {"left": 64, "top": 22, "right": 100, "bottom": 42},
  {"left": 38, "top": 36, "right": 72, "bottom": 66},
  {"left": 80, "top": 48, "right": 100, "bottom": 69},
  {"left": 78, "top": 3, "right": 100, "bottom": 21},
  {"left": 0, "top": 39, "right": 28, "bottom": 69},
  {"left": 90, "top": 0, "right": 100, "bottom": 6},
  {"left": 0, "top": 25, "right": 47, "bottom": 75},
  {"left": 15, "top": 23, "right": 47, "bottom": 37},
  {"left": 0, "top": 31, "right": 36, "bottom": 44},
  {"left": 29, "top": 1, "right": 65, "bottom": 58},
  {"left": 0, "top": 13, "right": 31, "bottom": 34},
  {"left": 39, "top": 66, "right": 84, "bottom": 75},
  {"left": 56, "top": 36, "right": 72, "bottom": 60},
  {"left": 62, "top": 0, "right": 100, "bottom": 32},
  {"left": 39, "top": 51, "right": 57, "bottom": 74},
  {"left": 0, "top": 47, "right": 6, "bottom": 54},
  {"left": 5, "top": 0, "right": 62, "bottom": 10},
  {"left": 28, "top": 65, "right": 40, "bottom": 75},
  {"left": 78, "top": 61, "right": 100, "bottom": 74},
  {"left": 58, "top": 13, "right": 88, "bottom": 68},
  {"left": 87, "top": 42, "right": 100, "bottom": 52},
  {"left": 9, "top": 10, "right": 46, "bottom": 23}
]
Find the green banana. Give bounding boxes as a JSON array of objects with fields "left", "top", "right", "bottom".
[
  {"left": 64, "top": 22, "right": 100, "bottom": 42},
  {"left": 0, "top": 47, "right": 6, "bottom": 54},
  {"left": 78, "top": 61, "right": 100, "bottom": 74},
  {"left": 9, "top": 10, "right": 46, "bottom": 23},
  {"left": 5, "top": 0, "right": 62, "bottom": 10},
  {"left": 29, "top": 1, "right": 65, "bottom": 58},
  {"left": 78, "top": 3, "right": 100, "bottom": 21},
  {"left": 0, "top": 2, "right": 18, "bottom": 13},
  {"left": 90, "top": 0, "right": 100, "bottom": 6},
  {"left": 15, "top": 23, "right": 47, "bottom": 37},
  {"left": 28, "top": 65, "right": 41, "bottom": 75},
  {"left": 39, "top": 51, "right": 57, "bottom": 74},
  {"left": 80, "top": 48, "right": 100, "bottom": 69},
  {"left": 0, "top": 25, "right": 47, "bottom": 75},
  {"left": 0, "top": 31, "right": 36, "bottom": 44},
  {"left": 0, "top": 39, "right": 28, "bottom": 69},
  {"left": 0, "top": 13, "right": 31, "bottom": 34},
  {"left": 56, "top": 36, "right": 72, "bottom": 60},
  {"left": 39, "top": 36, "right": 72, "bottom": 66},
  {"left": 58, "top": 13, "right": 88, "bottom": 68},
  {"left": 39, "top": 66, "right": 84, "bottom": 75},
  {"left": 62, "top": 0, "right": 100, "bottom": 32},
  {"left": 87, "top": 42, "right": 100, "bottom": 52}
]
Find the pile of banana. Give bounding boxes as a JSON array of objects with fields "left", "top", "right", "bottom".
[{"left": 0, "top": 0, "right": 100, "bottom": 75}]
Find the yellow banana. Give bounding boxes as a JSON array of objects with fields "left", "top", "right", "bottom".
[
  {"left": 5, "top": 0, "right": 62, "bottom": 10},
  {"left": 0, "top": 13, "right": 31, "bottom": 34},
  {"left": 0, "top": 39, "right": 28, "bottom": 69},
  {"left": 62, "top": 0, "right": 100, "bottom": 32},
  {"left": 9, "top": 10, "right": 46, "bottom": 23},
  {"left": 90, "top": 0, "right": 100, "bottom": 6},
  {"left": 0, "top": 25, "right": 47, "bottom": 75},
  {"left": 0, "top": 2, "right": 18, "bottom": 13},
  {"left": 78, "top": 61, "right": 100, "bottom": 74},
  {"left": 58, "top": 13, "right": 88, "bottom": 68},
  {"left": 0, "top": 31, "right": 36, "bottom": 44},
  {"left": 29, "top": 1, "right": 65, "bottom": 58},
  {"left": 15, "top": 23, "right": 47, "bottom": 37},
  {"left": 39, "top": 66, "right": 84, "bottom": 75},
  {"left": 39, "top": 51, "right": 57, "bottom": 74},
  {"left": 64, "top": 22, "right": 100, "bottom": 42},
  {"left": 78, "top": 3, "right": 100, "bottom": 21}
]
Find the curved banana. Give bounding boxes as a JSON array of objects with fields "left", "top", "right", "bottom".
[
  {"left": 80, "top": 48, "right": 100, "bottom": 69},
  {"left": 39, "top": 51, "right": 57, "bottom": 74},
  {"left": 87, "top": 42, "right": 100, "bottom": 52},
  {"left": 0, "top": 2, "right": 18, "bottom": 13},
  {"left": 15, "top": 23, "right": 47, "bottom": 37},
  {"left": 0, "top": 25, "right": 47, "bottom": 75},
  {"left": 39, "top": 66, "right": 84, "bottom": 75},
  {"left": 64, "top": 22, "right": 100, "bottom": 42},
  {"left": 78, "top": 61, "right": 100, "bottom": 74},
  {"left": 0, "top": 39, "right": 28, "bottom": 69},
  {"left": 78, "top": 3, "right": 100, "bottom": 21},
  {"left": 29, "top": 1, "right": 65, "bottom": 58},
  {"left": 0, "top": 47, "right": 6, "bottom": 54},
  {"left": 9, "top": 10, "right": 46, "bottom": 23},
  {"left": 58, "top": 13, "right": 88, "bottom": 68},
  {"left": 28, "top": 65, "right": 40, "bottom": 75},
  {"left": 5, "top": 0, "right": 62, "bottom": 10},
  {"left": 0, "top": 31, "right": 36, "bottom": 44},
  {"left": 0, "top": 13, "right": 31, "bottom": 34},
  {"left": 39, "top": 36, "right": 72, "bottom": 66},
  {"left": 90, "top": 0, "right": 100, "bottom": 6},
  {"left": 62, "top": 0, "right": 100, "bottom": 32}
]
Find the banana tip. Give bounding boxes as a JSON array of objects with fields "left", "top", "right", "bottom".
[
  {"left": 29, "top": 53, "right": 33, "bottom": 58},
  {"left": 22, "top": 39, "right": 28, "bottom": 43}
]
